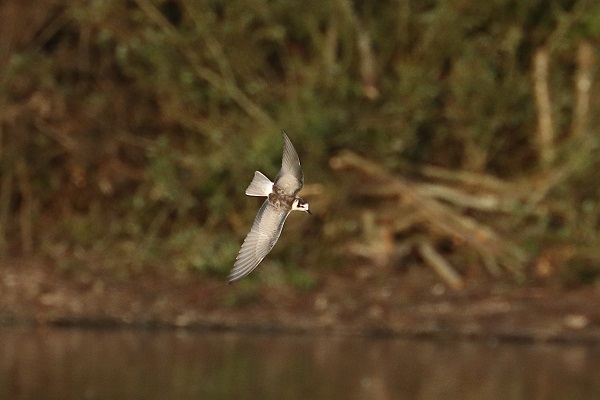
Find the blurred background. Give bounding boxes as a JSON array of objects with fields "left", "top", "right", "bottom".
[
  {"left": 3, "top": 1, "right": 600, "bottom": 399},
  {"left": 1, "top": 0, "right": 600, "bottom": 297}
]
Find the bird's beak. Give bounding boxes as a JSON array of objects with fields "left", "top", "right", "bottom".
[{"left": 307, "top": 209, "right": 312, "bottom": 215}]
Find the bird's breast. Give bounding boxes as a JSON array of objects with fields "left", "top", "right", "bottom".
[{"left": 268, "top": 191, "right": 295, "bottom": 210}]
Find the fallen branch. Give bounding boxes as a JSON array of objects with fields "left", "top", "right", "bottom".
[
  {"left": 418, "top": 241, "right": 463, "bottom": 290},
  {"left": 331, "top": 150, "right": 527, "bottom": 280}
]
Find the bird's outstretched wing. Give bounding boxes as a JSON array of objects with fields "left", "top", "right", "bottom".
[
  {"left": 228, "top": 200, "right": 290, "bottom": 283},
  {"left": 274, "top": 131, "right": 304, "bottom": 196}
]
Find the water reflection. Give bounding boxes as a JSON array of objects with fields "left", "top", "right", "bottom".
[{"left": 0, "top": 327, "right": 599, "bottom": 400}]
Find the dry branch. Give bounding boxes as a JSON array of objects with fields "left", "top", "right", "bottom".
[
  {"left": 418, "top": 241, "right": 463, "bottom": 290},
  {"left": 339, "top": 0, "right": 379, "bottom": 100},
  {"left": 16, "top": 158, "right": 33, "bottom": 254},
  {"left": 573, "top": 41, "right": 595, "bottom": 137},
  {"left": 0, "top": 122, "right": 11, "bottom": 254},
  {"left": 417, "top": 183, "right": 506, "bottom": 212},
  {"left": 323, "top": 7, "right": 339, "bottom": 86},
  {"left": 533, "top": 48, "right": 555, "bottom": 167},
  {"left": 331, "top": 150, "right": 527, "bottom": 281},
  {"left": 419, "top": 164, "right": 512, "bottom": 192}
]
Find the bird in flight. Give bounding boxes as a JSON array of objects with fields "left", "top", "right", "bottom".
[{"left": 228, "top": 131, "right": 311, "bottom": 283}]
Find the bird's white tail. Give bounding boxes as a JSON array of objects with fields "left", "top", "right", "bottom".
[{"left": 245, "top": 171, "right": 273, "bottom": 196}]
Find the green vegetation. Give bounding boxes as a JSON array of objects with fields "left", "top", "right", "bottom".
[{"left": 1, "top": 0, "right": 599, "bottom": 287}]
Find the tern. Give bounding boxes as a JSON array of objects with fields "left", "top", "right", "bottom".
[{"left": 228, "top": 131, "right": 311, "bottom": 283}]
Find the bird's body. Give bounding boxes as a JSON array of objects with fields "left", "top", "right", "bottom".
[{"left": 228, "top": 131, "right": 311, "bottom": 283}]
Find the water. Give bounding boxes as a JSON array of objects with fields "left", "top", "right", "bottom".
[{"left": 0, "top": 327, "right": 599, "bottom": 400}]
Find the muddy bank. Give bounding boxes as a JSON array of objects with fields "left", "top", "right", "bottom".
[{"left": 1, "top": 258, "right": 600, "bottom": 344}]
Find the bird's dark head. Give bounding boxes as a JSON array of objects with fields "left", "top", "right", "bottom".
[{"left": 292, "top": 197, "right": 311, "bottom": 214}]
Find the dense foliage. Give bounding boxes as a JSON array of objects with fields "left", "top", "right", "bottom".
[{"left": 1, "top": 0, "right": 599, "bottom": 287}]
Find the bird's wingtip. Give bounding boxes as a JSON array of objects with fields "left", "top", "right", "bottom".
[{"left": 227, "top": 273, "right": 239, "bottom": 284}]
